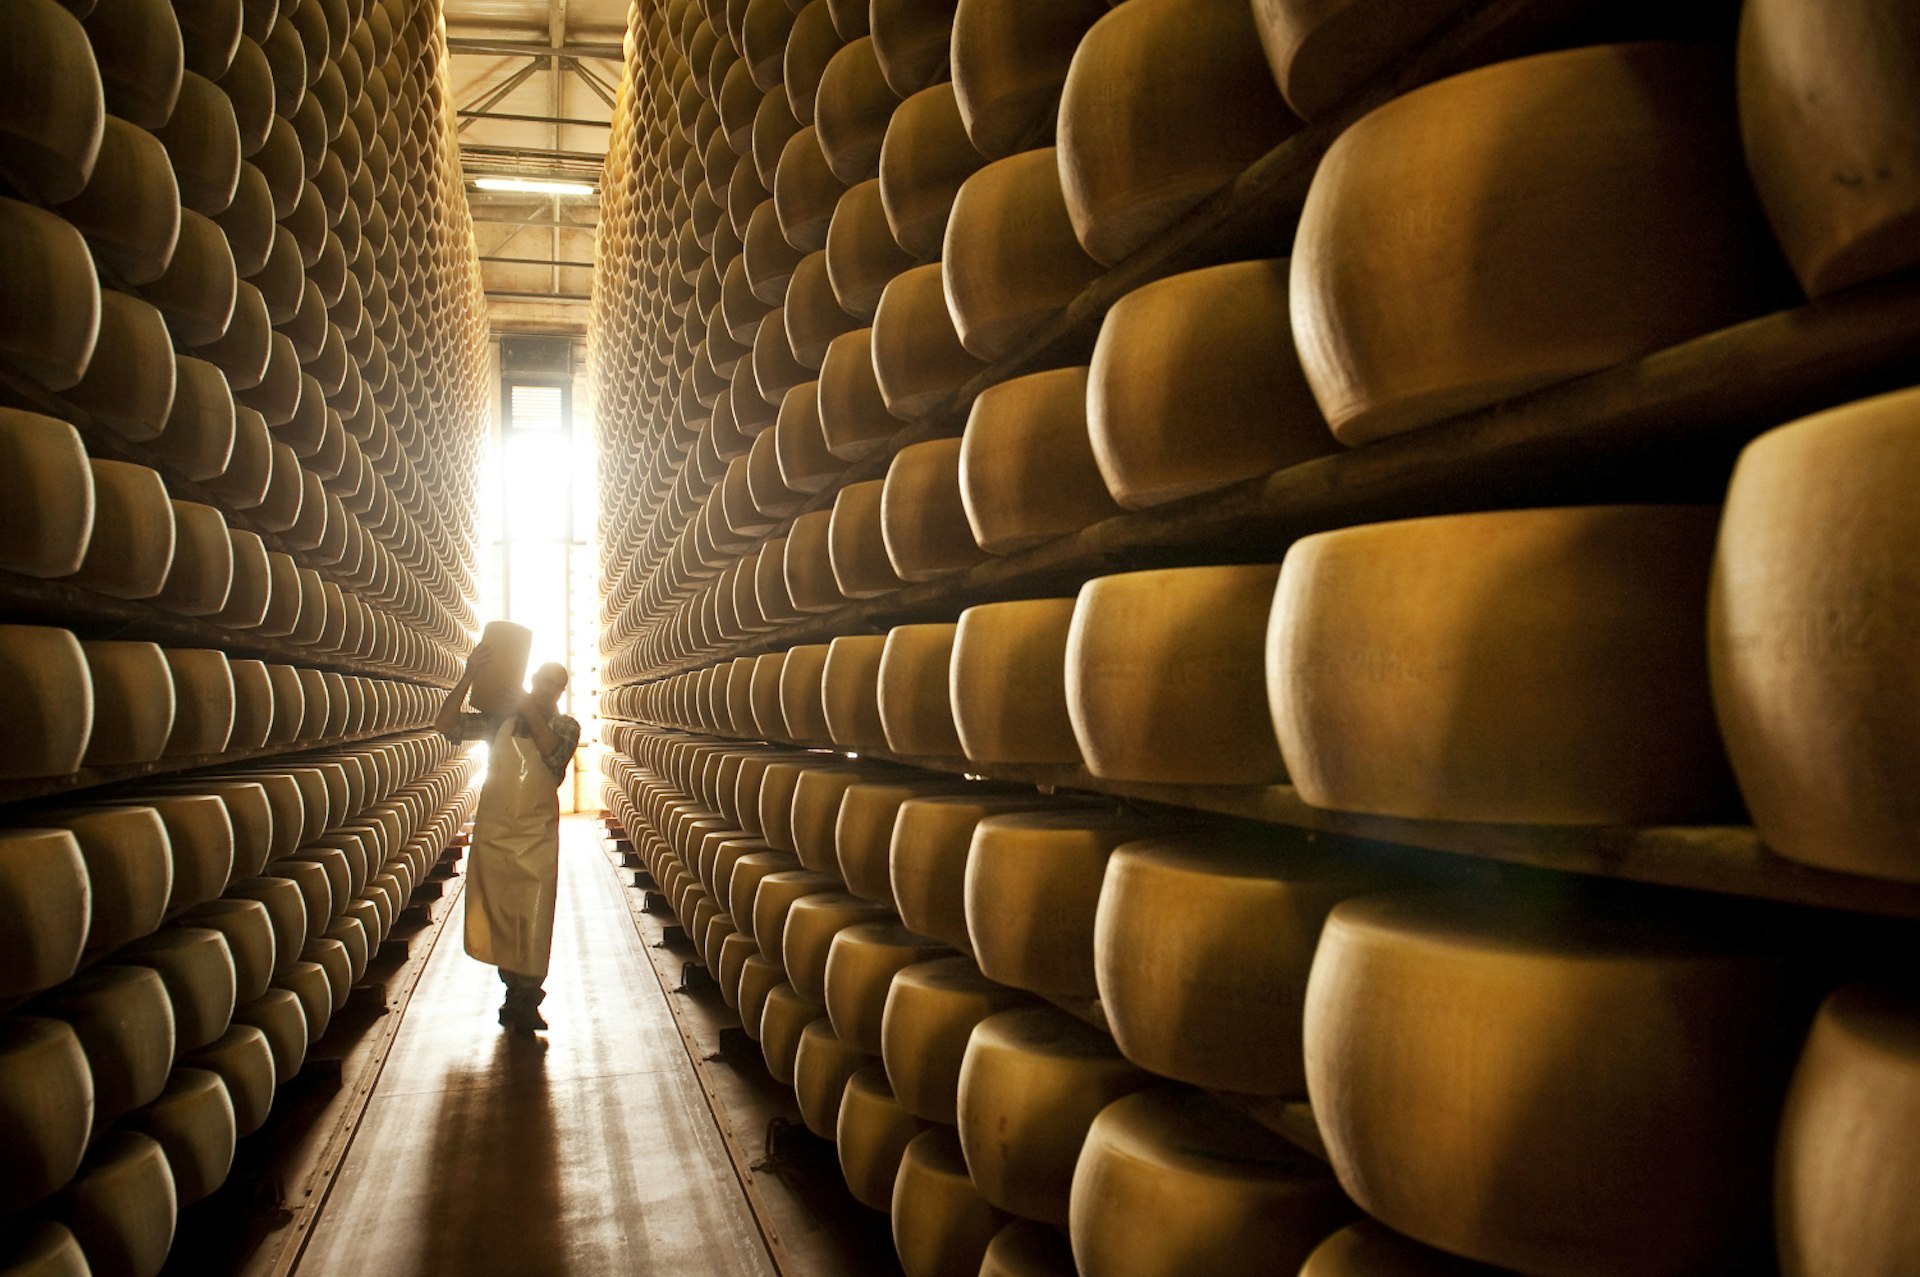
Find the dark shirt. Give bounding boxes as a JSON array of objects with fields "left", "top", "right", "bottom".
[{"left": 452, "top": 709, "right": 581, "bottom": 785}]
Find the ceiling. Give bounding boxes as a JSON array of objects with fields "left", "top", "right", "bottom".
[{"left": 442, "top": 0, "right": 626, "bottom": 332}]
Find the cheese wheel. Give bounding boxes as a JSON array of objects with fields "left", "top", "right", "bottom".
[
  {"left": 0, "top": 1221, "right": 88, "bottom": 1276},
  {"left": 120, "top": 926, "right": 236, "bottom": 1053},
  {"left": 964, "top": 809, "right": 1156, "bottom": 1000},
  {"left": 273, "top": 861, "right": 332, "bottom": 941},
  {"left": 262, "top": 665, "right": 305, "bottom": 743},
  {"left": 745, "top": 198, "right": 805, "bottom": 305},
  {"left": 1094, "top": 833, "right": 1371, "bottom": 1095},
  {"left": 815, "top": 38, "right": 900, "bottom": 184},
  {"left": 1298, "top": 1220, "right": 1506, "bottom": 1276},
  {"left": 52, "top": 807, "right": 171, "bottom": 956},
  {"left": 82, "top": 0, "right": 183, "bottom": 128},
  {"left": 143, "top": 794, "right": 234, "bottom": 917},
  {"left": 779, "top": 644, "right": 833, "bottom": 743},
  {"left": 1067, "top": 565, "right": 1286, "bottom": 784},
  {"left": 792, "top": 768, "right": 889, "bottom": 872},
  {"left": 0, "top": 411, "right": 93, "bottom": 579},
  {"left": 180, "top": 899, "right": 275, "bottom": 1003},
  {"left": 834, "top": 778, "right": 981, "bottom": 902},
  {"left": 76, "top": 642, "right": 173, "bottom": 767},
  {"left": 1304, "top": 888, "right": 1811, "bottom": 1275},
  {"left": 1251, "top": 0, "right": 1474, "bottom": 120},
  {"left": 794, "top": 1017, "right": 873, "bottom": 1138},
  {"left": 1058, "top": 0, "right": 1298, "bottom": 265},
  {"left": 827, "top": 181, "right": 916, "bottom": 320},
  {"left": 822, "top": 635, "right": 890, "bottom": 750},
  {"left": 0, "top": 1017, "right": 92, "bottom": 1217},
  {"left": 1709, "top": 388, "right": 1920, "bottom": 881},
  {"left": 33, "top": 965, "right": 174, "bottom": 1128},
  {"left": 64, "top": 460, "right": 174, "bottom": 599},
  {"left": 872, "top": 263, "right": 985, "bottom": 421},
  {"left": 957, "top": 1007, "right": 1151, "bottom": 1225},
  {"left": 944, "top": 149, "right": 1101, "bottom": 361},
  {"left": 880, "top": 83, "right": 987, "bottom": 259},
  {"left": 469, "top": 621, "right": 531, "bottom": 716},
  {"left": 824, "top": 921, "right": 951, "bottom": 1055},
  {"left": 742, "top": 0, "right": 799, "bottom": 91},
  {"left": 181, "top": 1022, "right": 275, "bottom": 1134},
  {"left": 759, "top": 985, "right": 824, "bottom": 1084},
  {"left": 959, "top": 367, "right": 1119, "bottom": 554},
  {"left": 892, "top": 1128, "right": 1010, "bottom": 1277},
  {"left": 124, "top": 1067, "right": 235, "bottom": 1205},
  {"left": 1068, "top": 1087, "right": 1353, "bottom": 1277},
  {"left": 0, "top": 628, "right": 92, "bottom": 778},
  {"left": 1271, "top": 505, "right": 1735, "bottom": 824},
  {"left": 55, "top": 117, "right": 179, "bottom": 287},
  {"left": 154, "top": 502, "right": 235, "bottom": 618},
  {"left": 226, "top": 660, "right": 273, "bottom": 750},
  {"left": 49, "top": 1130, "right": 179, "bottom": 1277},
  {"left": 775, "top": 126, "right": 848, "bottom": 253},
  {"left": 838, "top": 1064, "right": 930, "bottom": 1209},
  {"left": 718, "top": 932, "right": 760, "bottom": 1010},
  {"left": 233, "top": 985, "right": 307, "bottom": 1083},
  {"left": 890, "top": 794, "right": 1062, "bottom": 948},
  {"left": 877, "top": 624, "right": 963, "bottom": 757},
  {"left": 1290, "top": 43, "right": 1781, "bottom": 446},
  {"left": 869, "top": 0, "right": 955, "bottom": 97},
  {"left": 64, "top": 291, "right": 178, "bottom": 442},
  {"left": 0, "top": 197, "right": 99, "bottom": 392},
  {"left": 751, "top": 869, "right": 843, "bottom": 957},
  {"left": 737, "top": 954, "right": 786, "bottom": 1041},
  {"left": 211, "top": 530, "right": 271, "bottom": 631},
  {"left": 1089, "top": 260, "right": 1334, "bottom": 508},
  {"left": 1738, "top": 0, "right": 1920, "bottom": 297},
  {"left": 161, "top": 649, "right": 235, "bottom": 758},
  {"left": 784, "top": 891, "right": 896, "bottom": 1000},
  {"left": 784, "top": 510, "right": 849, "bottom": 612},
  {"left": 1776, "top": 985, "right": 1920, "bottom": 1277},
  {"left": 321, "top": 918, "right": 367, "bottom": 984},
  {"left": 951, "top": 600, "right": 1078, "bottom": 765},
  {"left": 951, "top": 0, "right": 1105, "bottom": 160},
  {"left": 829, "top": 480, "right": 907, "bottom": 598},
  {"left": 758, "top": 761, "right": 818, "bottom": 852},
  {"left": 226, "top": 879, "right": 308, "bottom": 977},
  {"left": 883, "top": 439, "right": 986, "bottom": 581},
  {"left": 137, "top": 209, "right": 237, "bottom": 350},
  {"left": 774, "top": 382, "right": 842, "bottom": 496},
  {"left": 154, "top": 69, "right": 239, "bottom": 215},
  {"left": 0, "top": 0, "right": 104, "bottom": 204},
  {"left": 882, "top": 956, "right": 1035, "bottom": 1124},
  {"left": 785, "top": 0, "right": 844, "bottom": 127},
  {"left": 818, "top": 329, "right": 898, "bottom": 459}
]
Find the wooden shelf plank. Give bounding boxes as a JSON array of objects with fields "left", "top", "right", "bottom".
[
  {"left": 599, "top": 718, "right": 1920, "bottom": 922},
  {"left": 607, "top": 271, "right": 1920, "bottom": 683}
]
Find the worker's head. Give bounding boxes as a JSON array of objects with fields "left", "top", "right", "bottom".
[{"left": 530, "top": 662, "right": 569, "bottom": 708}]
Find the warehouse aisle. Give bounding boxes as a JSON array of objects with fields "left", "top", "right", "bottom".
[{"left": 296, "top": 817, "right": 776, "bottom": 1277}]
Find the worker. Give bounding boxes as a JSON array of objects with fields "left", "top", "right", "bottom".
[{"left": 434, "top": 643, "right": 581, "bottom": 1035}]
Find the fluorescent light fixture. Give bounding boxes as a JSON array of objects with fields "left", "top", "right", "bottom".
[{"left": 474, "top": 176, "right": 596, "bottom": 196}]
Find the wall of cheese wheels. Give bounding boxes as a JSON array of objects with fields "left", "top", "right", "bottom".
[
  {"left": 1, "top": 0, "right": 490, "bottom": 1272},
  {"left": 591, "top": 0, "right": 1920, "bottom": 1275}
]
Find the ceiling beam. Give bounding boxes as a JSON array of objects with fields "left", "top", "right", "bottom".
[
  {"left": 481, "top": 255, "right": 597, "bottom": 268},
  {"left": 447, "top": 38, "right": 623, "bottom": 59},
  {"left": 459, "top": 109, "right": 612, "bottom": 128},
  {"left": 470, "top": 215, "right": 601, "bottom": 228},
  {"left": 485, "top": 290, "right": 592, "bottom": 302}
]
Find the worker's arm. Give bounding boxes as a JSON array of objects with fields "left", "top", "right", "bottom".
[
  {"left": 519, "top": 702, "right": 581, "bottom": 782},
  {"left": 435, "top": 646, "right": 491, "bottom": 741}
]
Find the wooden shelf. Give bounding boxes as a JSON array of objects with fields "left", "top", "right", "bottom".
[
  {"left": 608, "top": 270, "right": 1920, "bottom": 683},
  {"left": 0, "top": 726, "right": 447, "bottom": 808},
  {"left": 600, "top": 718, "right": 1920, "bottom": 923},
  {"left": 0, "top": 570, "right": 456, "bottom": 687}
]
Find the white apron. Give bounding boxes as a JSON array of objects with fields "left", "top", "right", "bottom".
[{"left": 464, "top": 719, "right": 561, "bottom": 979}]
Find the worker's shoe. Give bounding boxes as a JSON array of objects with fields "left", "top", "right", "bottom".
[{"left": 500, "top": 987, "right": 548, "bottom": 1034}]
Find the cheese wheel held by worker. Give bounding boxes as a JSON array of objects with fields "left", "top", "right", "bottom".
[
  {"left": 1058, "top": 0, "right": 1299, "bottom": 266},
  {"left": 872, "top": 263, "right": 986, "bottom": 422},
  {"left": 825, "top": 920, "right": 951, "bottom": 1054},
  {"left": 124, "top": 1067, "right": 235, "bottom": 1205},
  {"left": 827, "top": 182, "right": 917, "bottom": 320},
  {"left": 822, "top": 635, "right": 889, "bottom": 750},
  {"left": 1775, "top": 985, "right": 1920, "bottom": 1277},
  {"left": 1250, "top": 0, "right": 1475, "bottom": 120},
  {"left": 958, "top": 1006, "right": 1152, "bottom": 1225},
  {"left": 53, "top": 807, "right": 171, "bottom": 957},
  {"left": 882, "top": 439, "right": 987, "bottom": 581},
  {"left": 829, "top": 480, "right": 907, "bottom": 598},
  {"left": 838, "top": 1064, "right": 929, "bottom": 1210},
  {"left": 878, "top": 624, "right": 963, "bottom": 757},
  {"left": 892, "top": 1128, "right": 1010, "bottom": 1277},
  {"left": 950, "top": 600, "right": 1078, "bottom": 765},
  {"left": 79, "top": 641, "right": 175, "bottom": 766},
  {"left": 880, "top": 83, "right": 987, "bottom": 260},
  {"left": 1090, "top": 260, "right": 1335, "bottom": 508},
  {"left": 794, "top": 1017, "right": 872, "bottom": 1138},
  {"left": 1304, "top": 888, "right": 1812, "bottom": 1275},
  {"left": 1709, "top": 388, "right": 1920, "bottom": 882},
  {"left": 63, "top": 460, "right": 175, "bottom": 600},
  {"left": 0, "top": 1017, "right": 92, "bottom": 1218},
  {"left": 1271, "top": 505, "right": 1735, "bottom": 824},
  {"left": 49, "top": 1129, "right": 179, "bottom": 1277},
  {"left": 0, "top": 829, "right": 90, "bottom": 1005},
  {"left": 0, "top": 411, "right": 93, "bottom": 579},
  {"left": 1066, "top": 565, "right": 1286, "bottom": 784},
  {"left": 1069, "top": 1087, "right": 1353, "bottom": 1277},
  {"left": 0, "top": 627, "right": 93, "bottom": 779},
  {"left": 161, "top": 648, "right": 235, "bottom": 758},
  {"left": 1095, "top": 832, "right": 1371, "bottom": 1095},
  {"left": 944, "top": 149, "right": 1101, "bottom": 361},
  {"left": 882, "top": 955, "right": 1035, "bottom": 1124},
  {"left": 1290, "top": 43, "right": 1782, "bottom": 446},
  {"left": 469, "top": 621, "right": 531, "bottom": 715},
  {"left": 960, "top": 367, "right": 1121, "bottom": 554},
  {"left": 1738, "top": 0, "right": 1920, "bottom": 298}
]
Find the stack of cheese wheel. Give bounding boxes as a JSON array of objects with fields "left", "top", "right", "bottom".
[
  {"left": 949, "top": 599, "right": 1079, "bottom": 765},
  {"left": 1304, "top": 887, "right": 1813, "bottom": 1274},
  {"left": 958, "top": 367, "right": 1120, "bottom": 555},
  {"left": 1709, "top": 387, "right": 1920, "bottom": 881}
]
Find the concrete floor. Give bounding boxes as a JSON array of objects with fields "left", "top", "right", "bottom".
[{"left": 296, "top": 817, "right": 778, "bottom": 1277}]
